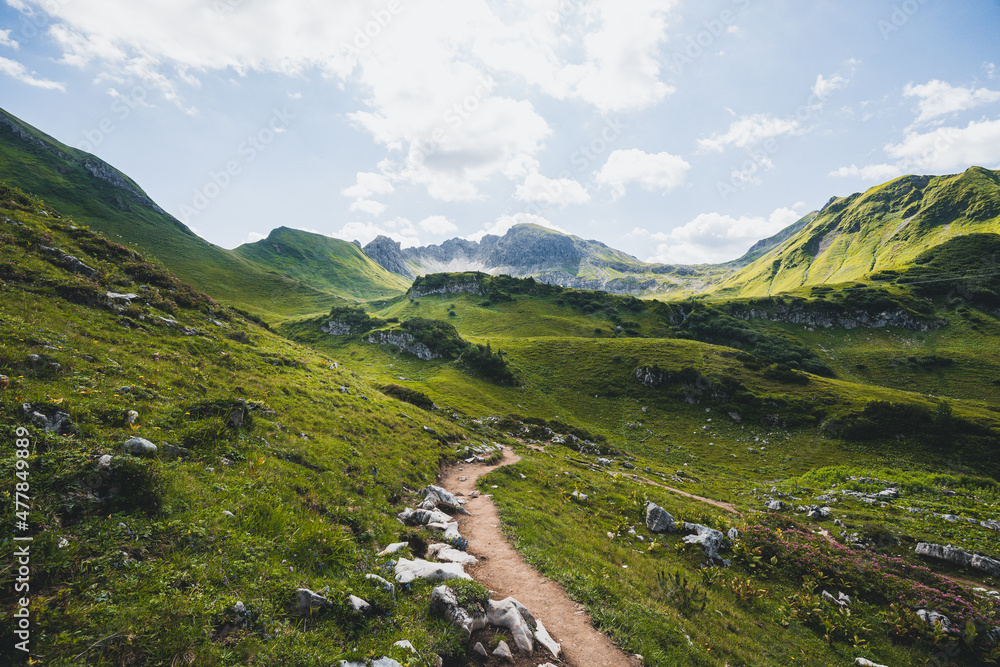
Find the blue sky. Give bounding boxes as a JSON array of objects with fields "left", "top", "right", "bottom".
[{"left": 1, "top": 0, "right": 999, "bottom": 264}]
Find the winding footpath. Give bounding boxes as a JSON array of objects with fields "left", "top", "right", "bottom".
[{"left": 439, "top": 449, "right": 638, "bottom": 667}]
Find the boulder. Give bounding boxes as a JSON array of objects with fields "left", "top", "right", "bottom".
[
  {"left": 916, "top": 609, "right": 953, "bottom": 632},
  {"left": 765, "top": 500, "right": 785, "bottom": 511},
  {"left": 123, "top": 436, "right": 157, "bottom": 456},
  {"left": 418, "top": 485, "right": 469, "bottom": 514},
  {"left": 681, "top": 523, "right": 725, "bottom": 562},
  {"left": 727, "top": 527, "right": 740, "bottom": 541},
  {"left": 365, "top": 573, "right": 395, "bottom": 597},
  {"left": 427, "top": 543, "right": 478, "bottom": 566},
  {"left": 397, "top": 507, "right": 452, "bottom": 526},
  {"left": 378, "top": 542, "right": 409, "bottom": 556},
  {"left": 534, "top": 619, "right": 561, "bottom": 658},
  {"left": 970, "top": 554, "right": 1000, "bottom": 577},
  {"left": 855, "top": 659, "right": 889, "bottom": 667},
  {"left": 426, "top": 521, "right": 462, "bottom": 541},
  {"left": 645, "top": 502, "right": 676, "bottom": 533},
  {"left": 492, "top": 640, "right": 513, "bottom": 662},
  {"left": 394, "top": 558, "right": 471, "bottom": 584},
  {"left": 430, "top": 585, "right": 488, "bottom": 636},
  {"left": 486, "top": 597, "right": 535, "bottom": 654},
  {"left": 348, "top": 595, "right": 370, "bottom": 612},
  {"left": 294, "top": 588, "right": 333, "bottom": 616},
  {"left": 473, "top": 642, "right": 488, "bottom": 657},
  {"left": 916, "top": 542, "right": 972, "bottom": 567},
  {"left": 23, "top": 403, "right": 72, "bottom": 433},
  {"left": 339, "top": 659, "right": 402, "bottom": 667}
]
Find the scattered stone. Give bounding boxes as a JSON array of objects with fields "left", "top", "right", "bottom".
[
  {"left": 398, "top": 507, "right": 452, "bottom": 526},
  {"left": 107, "top": 292, "right": 139, "bottom": 302},
  {"left": 571, "top": 490, "right": 589, "bottom": 501},
  {"left": 877, "top": 488, "right": 899, "bottom": 500},
  {"left": 418, "top": 485, "right": 469, "bottom": 514},
  {"left": 473, "top": 642, "right": 488, "bottom": 657},
  {"left": 430, "top": 585, "right": 487, "bottom": 636},
  {"left": 486, "top": 597, "right": 535, "bottom": 654},
  {"left": 645, "top": 502, "right": 676, "bottom": 533},
  {"left": 806, "top": 506, "right": 831, "bottom": 520},
  {"left": 765, "top": 500, "right": 785, "bottom": 511},
  {"left": 916, "top": 609, "right": 953, "bottom": 632},
  {"left": 234, "top": 601, "right": 245, "bottom": 614},
  {"left": 727, "top": 527, "right": 740, "bottom": 541},
  {"left": 294, "top": 588, "right": 333, "bottom": 616},
  {"left": 916, "top": 543, "right": 1000, "bottom": 576},
  {"left": 339, "top": 658, "right": 402, "bottom": 667},
  {"left": 123, "top": 436, "right": 157, "bottom": 456},
  {"left": 534, "top": 619, "right": 561, "bottom": 658},
  {"left": 22, "top": 403, "right": 72, "bottom": 433},
  {"left": 394, "top": 558, "right": 471, "bottom": 584},
  {"left": 222, "top": 511, "right": 235, "bottom": 518},
  {"left": 492, "top": 640, "right": 513, "bottom": 662},
  {"left": 378, "top": 542, "right": 409, "bottom": 556},
  {"left": 161, "top": 443, "right": 191, "bottom": 458},
  {"left": 97, "top": 454, "right": 113, "bottom": 470},
  {"left": 392, "top": 640, "right": 416, "bottom": 653},
  {"left": 821, "top": 590, "right": 850, "bottom": 608},
  {"left": 469, "top": 490, "right": 481, "bottom": 498},
  {"left": 596, "top": 458, "right": 611, "bottom": 466},
  {"left": 348, "top": 595, "right": 370, "bottom": 612},
  {"left": 681, "top": 523, "right": 725, "bottom": 562},
  {"left": 427, "top": 543, "right": 478, "bottom": 566},
  {"left": 855, "top": 659, "right": 888, "bottom": 667}
]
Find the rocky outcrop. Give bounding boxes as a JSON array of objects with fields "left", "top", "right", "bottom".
[
  {"left": 320, "top": 319, "right": 358, "bottom": 335},
  {"left": 410, "top": 278, "right": 486, "bottom": 299},
  {"left": 681, "top": 523, "right": 725, "bottom": 562},
  {"left": 635, "top": 366, "right": 666, "bottom": 389},
  {"left": 418, "top": 485, "right": 469, "bottom": 514},
  {"left": 367, "top": 331, "right": 439, "bottom": 360},
  {"left": 916, "top": 543, "right": 1000, "bottom": 577},
  {"left": 82, "top": 158, "right": 167, "bottom": 214},
  {"left": 394, "top": 558, "right": 471, "bottom": 584},
  {"left": 731, "top": 304, "right": 944, "bottom": 332},
  {"left": 645, "top": 502, "right": 676, "bottom": 533}
]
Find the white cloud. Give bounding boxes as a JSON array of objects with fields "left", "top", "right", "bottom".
[
  {"left": 465, "top": 212, "right": 566, "bottom": 243},
  {"left": 349, "top": 199, "right": 387, "bottom": 216},
  {"left": 645, "top": 207, "right": 803, "bottom": 264},
  {"left": 515, "top": 172, "right": 590, "bottom": 205},
  {"left": 330, "top": 219, "right": 421, "bottom": 248},
  {"left": 0, "top": 29, "right": 19, "bottom": 50},
  {"left": 596, "top": 149, "right": 690, "bottom": 199},
  {"left": 697, "top": 113, "right": 801, "bottom": 152},
  {"left": 885, "top": 118, "right": 1000, "bottom": 172},
  {"left": 828, "top": 164, "right": 903, "bottom": 181},
  {"left": 0, "top": 56, "right": 65, "bottom": 90},
  {"left": 245, "top": 231, "right": 267, "bottom": 244},
  {"left": 904, "top": 80, "right": 1000, "bottom": 125},
  {"left": 986, "top": 62, "right": 997, "bottom": 80},
  {"left": 418, "top": 215, "right": 458, "bottom": 235},
  {"left": 812, "top": 73, "right": 848, "bottom": 101},
  {"left": 16, "top": 0, "right": 681, "bottom": 200}
]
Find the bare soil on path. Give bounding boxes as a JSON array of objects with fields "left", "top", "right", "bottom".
[{"left": 439, "top": 449, "right": 638, "bottom": 667}]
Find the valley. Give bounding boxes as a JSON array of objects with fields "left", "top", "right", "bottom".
[{"left": 1, "top": 107, "right": 1000, "bottom": 666}]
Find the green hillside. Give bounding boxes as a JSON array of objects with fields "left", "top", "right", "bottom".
[
  {"left": 233, "top": 227, "right": 409, "bottom": 301},
  {"left": 715, "top": 167, "right": 1000, "bottom": 297},
  {"left": 0, "top": 108, "right": 405, "bottom": 318}
]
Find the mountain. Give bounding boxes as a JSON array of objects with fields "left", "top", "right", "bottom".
[
  {"left": 0, "top": 107, "right": 406, "bottom": 317},
  {"left": 714, "top": 167, "right": 1000, "bottom": 296},
  {"left": 363, "top": 222, "right": 733, "bottom": 295}
]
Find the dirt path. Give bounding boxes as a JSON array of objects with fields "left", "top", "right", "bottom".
[{"left": 440, "top": 449, "right": 637, "bottom": 667}]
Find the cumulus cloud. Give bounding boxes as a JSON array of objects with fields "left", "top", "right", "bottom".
[
  {"left": 349, "top": 199, "right": 387, "bottom": 216},
  {"left": 0, "top": 56, "right": 65, "bottom": 90},
  {"left": 515, "top": 172, "right": 590, "bottom": 206},
  {"left": 245, "top": 231, "right": 267, "bottom": 244},
  {"left": 15, "top": 0, "right": 680, "bottom": 201},
  {"left": 596, "top": 149, "right": 690, "bottom": 199},
  {"left": 904, "top": 80, "right": 1000, "bottom": 125},
  {"left": 0, "top": 29, "right": 19, "bottom": 49},
  {"left": 812, "top": 73, "right": 849, "bottom": 101},
  {"left": 330, "top": 219, "right": 421, "bottom": 248},
  {"left": 885, "top": 118, "right": 1000, "bottom": 172},
  {"left": 342, "top": 171, "right": 394, "bottom": 216},
  {"left": 697, "top": 113, "right": 802, "bottom": 152},
  {"left": 643, "top": 207, "right": 803, "bottom": 264},
  {"left": 418, "top": 215, "right": 458, "bottom": 235},
  {"left": 828, "top": 164, "right": 903, "bottom": 181}
]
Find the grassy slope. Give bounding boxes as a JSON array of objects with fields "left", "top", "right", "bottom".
[
  {"left": 283, "top": 281, "right": 1000, "bottom": 665},
  {"left": 232, "top": 227, "right": 409, "bottom": 302},
  {"left": 0, "top": 108, "right": 403, "bottom": 318},
  {"left": 715, "top": 167, "right": 1000, "bottom": 297}
]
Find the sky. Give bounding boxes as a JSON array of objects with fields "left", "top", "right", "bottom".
[{"left": 1, "top": 0, "right": 999, "bottom": 265}]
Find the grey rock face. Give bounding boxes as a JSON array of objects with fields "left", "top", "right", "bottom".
[
  {"left": 367, "top": 331, "right": 439, "bottom": 361},
  {"left": 321, "top": 320, "right": 358, "bottom": 336},
  {"left": 916, "top": 543, "right": 1000, "bottom": 576},
  {"left": 681, "top": 523, "right": 725, "bottom": 561},
  {"left": 731, "top": 304, "right": 944, "bottom": 332},
  {"left": 645, "top": 502, "right": 676, "bottom": 533},
  {"left": 362, "top": 236, "right": 415, "bottom": 278}
]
